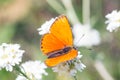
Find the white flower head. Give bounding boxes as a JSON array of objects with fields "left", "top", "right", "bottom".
[
  {"left": 16, "top": 75, "right": 27, "bottom": 80},
  {"left": 16, "top": 61, "right": 48, "bottom": 80},
  {"left": 105, "top": 10, "right": 120, "bottom": 32},
  {"left": 0, "top": 43, "right": 24, "bottom": 72},
  {"left": 72, "top": 24, "right": 100, "bottom": 47},
  {"left": 37, "top": 17, "right": 57, "bottom": 35},
  {"left": 52, "top": 51, "right": 86, "bottom": 76}
]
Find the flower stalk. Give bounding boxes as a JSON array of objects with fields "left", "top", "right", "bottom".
[
  {"left": 14, "top": 65, "right": 31, "bottom": 80},
  {"left": 94, "top": 60, "right": 114, "bottom": 80},
  {"left": 61, "top": 0, "right": 80, "bottom": 25},
  {"left": 46, "top": 0, "right": 65, "bottom": 14},
  {"left": 82, "top": 0, "right": 90, "bottom": 24}
]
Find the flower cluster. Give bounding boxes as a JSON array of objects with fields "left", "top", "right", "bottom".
[
  {"left": 52, "top": 51, "right": 86, "bottom": 76},
  {"left": 72, "top": 24, "right": 100, "bottom": 47},
  {"left": 16, "top": 61, "right": 48, "bottom": 80},
  {"left": 0, "top": 43, "right": 24, "bottom": 71},
  {"left": 105, "top": 10, "right": 120, "bottom": 32},
  {"left": 37, "top": 18, "right": 57, "bottom": 35}
]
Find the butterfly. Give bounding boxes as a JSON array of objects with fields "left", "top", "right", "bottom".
[{"left": 40, "top": 15, "right": 78, "bottom": 67}]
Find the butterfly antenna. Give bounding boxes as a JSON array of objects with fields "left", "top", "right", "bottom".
[{"left": 75, "top": 34, "right": 85, "bottom": 45}]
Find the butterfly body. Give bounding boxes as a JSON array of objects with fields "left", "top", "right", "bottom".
[{"left": 40, "top": 15, "right": 78, "bottom": 67}]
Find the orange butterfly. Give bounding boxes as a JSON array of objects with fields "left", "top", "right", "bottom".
[{"left": 40, "top": 15, "right": 78, "bottom": 67}]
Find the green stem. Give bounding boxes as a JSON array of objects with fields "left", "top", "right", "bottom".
[
  {"left": 46, "top": 0, "right": 65, "bottom": 14},
  {"left": 14, "top": 65, "right": 31, "bottom": 80},
  {"left": 82, "top": 0, "right": 90, "bottom": 24},
  {"left": 61, "top": 0, "right": 80, "bottom": 25},
  {"left": 94, "top": 60, "right": 114, "bottom": 80}
]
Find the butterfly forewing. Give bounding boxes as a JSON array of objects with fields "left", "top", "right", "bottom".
[
  {"left": 50, "top": 15, "right": 73, "bottom": 46},
  {"left": 41, "top": 33, "right": 65, "bottom": 55}
]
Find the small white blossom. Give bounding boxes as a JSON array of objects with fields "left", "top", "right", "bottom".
[
  {"left": 16, "top": 61, "right": 48, "bottom": 80},
  {"left": 72, "top": 24, "right": 100, "bottom": 47},
  {"left": 37, "top": 17, "right": 57, "bottom": 35},
  {"left": 0, "top": 43, "right": 24, "bottom": 72},
  {"left": 52, "top": 51, "right": 86, "bottom": 76},
  {"left": 105, "top": 10, "right": 120, "bottom": 32},
  {"left": 16, "top": 75, "right": 27, "bottom": 80}
]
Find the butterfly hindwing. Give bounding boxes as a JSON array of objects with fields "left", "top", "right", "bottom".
[{"left": 45, "top": 49, "right": 78, "bottom": 67}]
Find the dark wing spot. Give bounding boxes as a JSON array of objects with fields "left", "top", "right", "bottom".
[{"left": 41, "top": 46, "right": 43, "bottom": 48}]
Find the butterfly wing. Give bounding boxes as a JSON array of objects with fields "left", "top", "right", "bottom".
[
  {"left": 50, "top": 15, "right": 73, "bottom": 46},
  {"left": 45, "top": 49, "right": 78, "bottom": 67},
  {"left": 41, "top": 33, "right": 65, "bottom": 55}
]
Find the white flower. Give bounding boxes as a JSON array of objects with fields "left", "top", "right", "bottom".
[
  {"left": 72, "top": 24, "right": 100, "bottom": 47},
  {"left": 74, "top": 61, "right": 86, "bottom": 72},
  {"left": 72, "top": 52, "right": 86, "bottom": 75},
  {"left": 37, "top": 17, "right": 57, "bottom": 35},
  {"left": 16, "top": 75, "right": 27, "bottom": 80},
  {"left": 52, "top": 51, "right": 86, "bottom": 76},
  {"left": 105, "top": 10, "right": 120, "bottom": 32},
  {"left": 0, "top": 43, "right": 24, "bottom": 72},
  {"left": 16, "top": 61, "right": 48, "bottom": 80}
]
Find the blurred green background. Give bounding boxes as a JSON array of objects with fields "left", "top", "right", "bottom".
[{"left": 0, "top": 0, "right": 120, "bottom": 80}]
